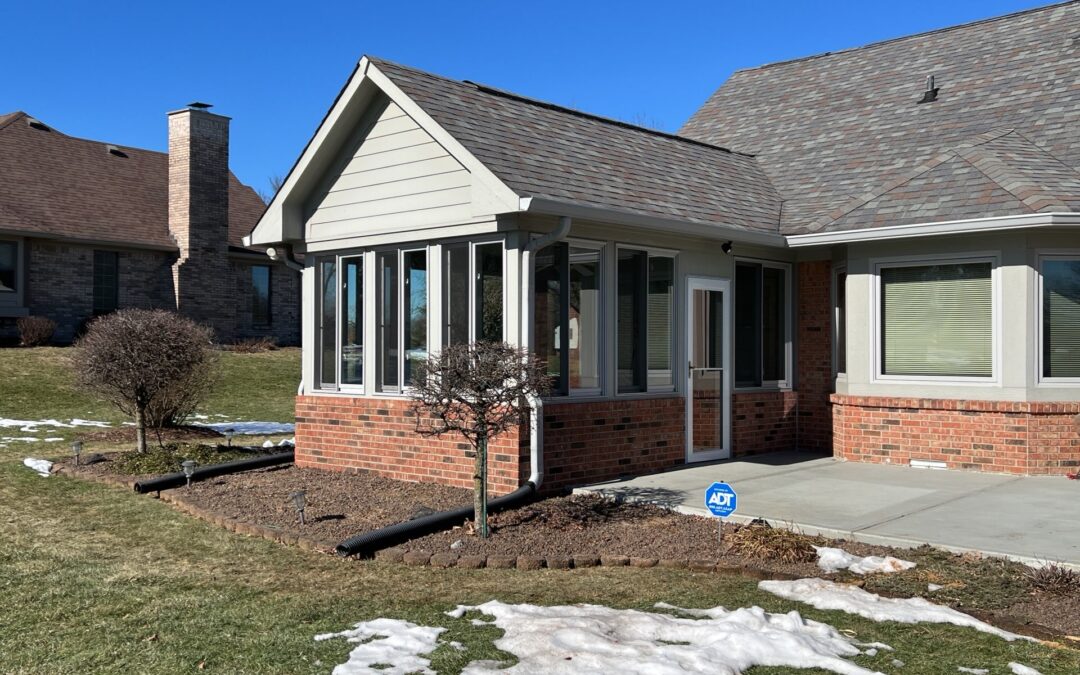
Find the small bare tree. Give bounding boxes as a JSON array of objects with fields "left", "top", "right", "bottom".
[
  {"left": 410, "top": 342, "right": 550, "bottom": 537},
  {"left": 73, "top": 309, "right": 218, "bottom": 453}
]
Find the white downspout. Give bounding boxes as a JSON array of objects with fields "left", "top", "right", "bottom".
[
  {"left": 521, "top": 216, "right": 571, "bottom": 488},
  {"left": 266, "top": 244, "right": 306, "bottom": 395}
]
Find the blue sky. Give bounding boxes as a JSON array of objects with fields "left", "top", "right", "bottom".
[{"left": 5, "top": 0, "right": 1049, "bottom": 196}]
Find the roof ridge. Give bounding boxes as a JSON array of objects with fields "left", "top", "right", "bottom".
[
  {"left": 738, "top": 0, "right": 1078, "bottom": 73},
  {"left": 956, "top": 130, "right": 1079, "bottom": 212},
  {"left": 367, "top": 55, "right": 752, "bottom": 157},
  {"left": 0, "top": 111, "right": 28, "bottom": 132}
]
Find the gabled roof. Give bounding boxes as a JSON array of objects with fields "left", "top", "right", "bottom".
[
  {"left": 369, "top": 58, "right": 782, "bottom": 233},
  {"left": 681, "top": 1, "right": 1080, "bottom": 234},
  {"left": 251, "top": 57, "right": 784, "bottom": 246},
  {"left": 0, "top": 111, "right": 266, "bottom": 250}
]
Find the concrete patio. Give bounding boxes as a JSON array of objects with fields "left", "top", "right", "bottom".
[{"left": 575, "top": 452, "right": 1080, "bottom": 567}]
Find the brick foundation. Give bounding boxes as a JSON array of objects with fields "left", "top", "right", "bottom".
[{"left": 831, "top": 394, "right": 1080, "bottom": 474}]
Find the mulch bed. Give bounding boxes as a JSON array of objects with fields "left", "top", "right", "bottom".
[
  {"left": 178, "top": 465, "right": 472, "bottom": 546},
  {"left": 75, "top": 425, "right": 223, "bottom": 444}
]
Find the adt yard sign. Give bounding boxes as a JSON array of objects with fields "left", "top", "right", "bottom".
[{"left": 705, "top": 482, "right": 737, "bottom": 518}]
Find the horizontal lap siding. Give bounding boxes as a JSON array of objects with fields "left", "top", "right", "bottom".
[{"left": 831, "top": 394, "right": 1080, "bottom": 474}]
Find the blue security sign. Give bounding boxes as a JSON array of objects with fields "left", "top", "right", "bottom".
[{"left": 705, "top": 482, "right": 737, "bottom": 518}]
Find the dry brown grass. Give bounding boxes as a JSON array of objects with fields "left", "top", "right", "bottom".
[
  {"left": 1026, "top": 562, "right": 1080, "bottom": 596},
  {"left": 726, "top": 522, "right": 822, "bottom": 564}
]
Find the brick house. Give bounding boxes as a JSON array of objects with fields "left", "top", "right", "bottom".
[
  {"left": 248, "top": 2, "right": 1080, "bottom": 495},
  {"left": 0, "top": 105, "right": 300, "bottom": 344}
]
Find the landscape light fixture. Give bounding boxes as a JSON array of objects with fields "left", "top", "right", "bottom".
[
  {"left": 721, "top": 241, "right": 733, "bottom": 255},
  {"left": 181, "top": 460, "right": 197, "bottom": 487},
  {"left": 290, "top": 490, "right": 307, "bottom": 526},
  {"left": 72, "top": 440, "right": 83, "bottom": 466},
  {"left": 224, "top": 428, "right": 236, "bottom": 448}
]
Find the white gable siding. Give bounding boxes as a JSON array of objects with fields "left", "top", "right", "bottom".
[{"left": 304, "top": 99, "right": 474, "bottom": 242}]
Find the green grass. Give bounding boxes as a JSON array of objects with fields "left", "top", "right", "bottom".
[{"left": 2, "top": 346, "right": 1079, "bottom": 673}]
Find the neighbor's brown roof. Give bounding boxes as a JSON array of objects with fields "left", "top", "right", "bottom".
[
  {"left": 681, "top": 1, "right": 1080, "bottom": 234},
  {"left": 0, "top": 111, "right": 266, "bottom": 250},
  {"left": 371, "top": 57, "right": 783, "bottom": 234}
]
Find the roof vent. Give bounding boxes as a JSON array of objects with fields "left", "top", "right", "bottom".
[
  {"left": 106, "top": 144, "right": 128, "bottom": 158},
  {"left": 917, "top": 75, "right": 939, "bottom": 104},
  {"left": 26, "top": 117, "right": 50, "bottom": 131}
]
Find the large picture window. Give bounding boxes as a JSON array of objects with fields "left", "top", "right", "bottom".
[
  {"left": 1041, "top": 257, "right": 1080, "bottom": 379},
  {"left": 735, "top": 260, "right": 790, "bottom": 388},
  {"left": 617, "top": 249, "right": 675, "bottom": 393},
  {"left": 879, "top": 260, "right": 993, "bottom": 378},
  {"left": 534, "top": 241, "right": 604, "bottom": 396},
  {"left": 444, "top": 242, "right": 504, "bottom": 346}
]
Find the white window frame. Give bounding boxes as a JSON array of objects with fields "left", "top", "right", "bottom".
[
  {"left": 832, "top": 264, "right": 847, "bottom": 379},
  {"left": 733, "top": 257, "right": 793, "bottom": 390},
  {"left": 442, "top": 237, "right": 507, "bottom": 346},
  {"left": 314, "top": 250, "right": 366, "bottom": 394},
  {"left": 870, "top": 251, "right": 1001, "bottom": 386},
  {"left": 374, "top": 246, "right": 430, "bottom": 395},
  {"left": 614, "top": 243, "right": 678, "bottom": 396},
  {"left": 566, "top": 239, "right": 606, "bottom": 397},
  {"left": 1036, "top": 250, "right": 1080, "bottom": 386}
]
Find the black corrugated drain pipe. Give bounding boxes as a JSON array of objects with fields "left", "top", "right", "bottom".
[
  {"left": 335, "top": 481, "right": 537, "bottom": 558},
  {"left": 132, "top": 450, "right": 295, "bottom": 494}
]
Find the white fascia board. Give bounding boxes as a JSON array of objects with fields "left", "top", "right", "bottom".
[
  {"left": 365, "top": 62, "right": 521, "bottom": 216},
  {"left": 520, "top": 197, "right": 789, "bottom": 248},
  {"left": 786, "top": 212, "right": 1080, "bottom": 247}
]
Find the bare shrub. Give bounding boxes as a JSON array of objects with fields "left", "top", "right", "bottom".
[
  {"left": 227, "top": 336, "right": 278, "bottom": 353},
  {"left": 1025, "top": 562, "right": 1080, "bottom": 596},
  {"left": 17, "top": 316, "right": 56, "bottom": 346},
  {"left": 410, "top": 342, "right": 550, "bottom": 537},
  {"left": 73, "top": 309, "right": 218, "bottom": 453},
  {"left": 727, "top": 522, "right": 821, "bottom": 564}
]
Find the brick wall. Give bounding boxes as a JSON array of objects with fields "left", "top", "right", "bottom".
[
  {"left": 732, "top": 390, "right": 798, "bottom": 455},
  {"left": 796, "top": 260, "right": 833, "bottom": 450},
  {"left": 230, "top": 258, "right": 301, "bottom": 345},
  {"left": 832, "top": 394, "right": 1080, "bottom": 474}
]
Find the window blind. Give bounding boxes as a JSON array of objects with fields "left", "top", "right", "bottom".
[
  {"left": 881, "top": 262, "right": 992, "bottom": 377},
  {"left": 1043, "top": 259, "right": 1080, "bottom": 378}
]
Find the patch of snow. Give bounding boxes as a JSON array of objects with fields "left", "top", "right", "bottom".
[
  {"left": 928, "top": 583, "right": 943, "bottom": 592},
  {"left": 891, "top": 659, "right": 905, "bottom": 668},
  {"left": 43, "top": 437, "right": 64, "bottom": 442},
  {"left": 455, "top": 600, "right": 880, "bottom": 675},
  {"left": 4, "top": 437, "right": 42, "bottom": 443},
  {"left": 444, "top": 607, "right": 467, "bottom": 619},
  {"left": 1008, "top": 664, "right": 1042, "bottom": 675},
  {"left": 23, "top": 458, "right": 53, "bottom": 477},
  {"left": 193, "top": 421, "right": 295, "bottom": 435},
  {"left": 277, "top": 438, "right": 294, "bottom": 447},
  {"left": 815, "top": 546, "right": 916, "bottom": 575},
  {"left": 450, "top": 539, "right": 464, "bottom": 550},
  {"left": 2, "top": 417, "right": 110, "bottom": 432},
  {"left": 262, "top": 440, "right": 274, "bottom": 448},
  {"left": 448, "top": 641, "right": 466, "bottom": 651},
  {"left": 315, "top": 617, "right": 445, "bottom": 675},
  {"left": 69, "top": 419, "right": 110, "bottom": 428},
  {"left": 958, "top": 668, "right": 989, "bottom": 674},
  {"left": 759, "top": 579, "right": 1032, "bottom": 642}
]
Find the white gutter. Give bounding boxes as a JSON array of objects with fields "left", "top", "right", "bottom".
[
  {"left": 520, "top": 197, "right": 787, "bottom": 248},
  {"left": 520, "top": 215, "right": 572, "bottom": 488},
  {"left": 786, "top": 212, "right": 1080, "bottom": 247}
]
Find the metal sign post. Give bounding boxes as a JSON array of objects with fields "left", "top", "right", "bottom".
[{"left": 704, "top": 481, "right": 737, "bottom": 548}]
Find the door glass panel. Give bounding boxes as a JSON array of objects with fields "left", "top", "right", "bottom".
[{"left": 691, "top": 288, "right": 724, "bottom": 456}]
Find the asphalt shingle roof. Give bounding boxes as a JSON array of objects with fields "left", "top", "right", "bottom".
[
  {"left": 680, "top": 1, "right": 1080, "bottom": 234},
  {"left": 0, "top": 111, "right": 266, "bottom": 250},
  {"left": 371, "top": 57, "right": 783, "bottom": 233}
]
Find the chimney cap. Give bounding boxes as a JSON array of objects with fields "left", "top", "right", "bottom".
[{"left": 186, "top": 101, "right": 213, "bottom": 110}]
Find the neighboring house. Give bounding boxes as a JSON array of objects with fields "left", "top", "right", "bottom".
[
  {"left": 249, "top": 2, "right": 1080, "bottom": 494},
  {"left": 0, "top": 105, "right": 300, "bottom": 345}
]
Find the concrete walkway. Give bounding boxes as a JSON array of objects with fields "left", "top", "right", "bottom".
[{"left": 575, "top": 452, "right": 1080, "bottom": 567}]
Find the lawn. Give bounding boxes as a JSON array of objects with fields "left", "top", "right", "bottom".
[{"left": 1, "top": 347, "right": 1078, "bottom": 674}]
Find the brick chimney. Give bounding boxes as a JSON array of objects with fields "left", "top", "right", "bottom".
[{"left": 168, "top": 104, "right": 233, "bottom": 338}]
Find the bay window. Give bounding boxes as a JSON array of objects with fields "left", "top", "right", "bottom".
[
  {"left": 535, "top": 242, "right": 604, "bottom": 396},
  {"left": 1041, "top": 256, "right": 1080, "bottom": 379},
  {"left": 878, "top": 259, "right": 993, "bottom": 378},
  {"left": 735, "top": 260, "right": 790, "bottom": 388},
  {"left": 617, "top": 248, "right": 675, "bottom": 393}
]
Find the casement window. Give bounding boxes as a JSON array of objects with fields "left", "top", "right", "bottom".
[
  {"left": 251, "top": 265, "right": 272, "bottom": 327},
  {"left": 877, "top": 259, "right": 994, "bottom": 378},
  {"left": 617, "top": 248, "right": 675, "bottom": 393},
  {"left": 535, "top": 241, "right": 604, "bottom": 396},
  {"left": 92, "top": 250, "right": 119, "bottom": 316},
  {"left": 734, "top": 260, "right": 791, "bottom": 388},
  {"left": 444, "top": 241, "right": 504, "bottom": 346},
  {"left": 0, "top": 240, "right": 17, "bottom": 293},
  {"left": 833, "top": 267, "right": 847, "bottom": 375},
  {"left": 376, "top": 248, "right": 428, "bottom": 392},
  {"left": 317, "top": 254, "right": 364, "bottom": 390},
  {"left": 1040, "top": 256, "right": 1080, "bottom": 380}
]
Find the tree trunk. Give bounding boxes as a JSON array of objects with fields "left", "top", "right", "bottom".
[
  {"left": 475, "top": 434, "right": 489, "bottom": 538},
  {"left": 135, "top": 406, "right": 147, "bottom": 454}
]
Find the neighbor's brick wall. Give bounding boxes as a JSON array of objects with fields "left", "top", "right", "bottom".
[
  {"left": 796, "top": 260, "right": 833, "bottom": 451},
  {"left": 541, "top": 397, "right": 685, "bottom": 493},
  {"left": 832, "top": 394, "right": 1080, "bottom": 475},
  {"left": 230, "top": 259, "right": 301, "bottom": 345},
  {"left": 295, "top": 395, "right": 529, "bottom": 496}
]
